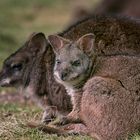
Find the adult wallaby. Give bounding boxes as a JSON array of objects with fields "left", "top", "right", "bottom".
[{"left": 47, "top": 33, "right": 140, "bottom": 139}]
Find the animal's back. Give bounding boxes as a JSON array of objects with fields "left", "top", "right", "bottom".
[{"left": 61, "top": 15, "right": 140, "bottom": 56}]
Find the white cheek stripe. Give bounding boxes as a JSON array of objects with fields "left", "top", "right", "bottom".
[
  {"left": 54, "top": 71, "right": 60, "bottom": 80},
  {"left": 1, "top": 78, "right": 11, "bottom": 84}
]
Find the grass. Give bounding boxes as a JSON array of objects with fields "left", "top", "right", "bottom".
[
  {"left": 0, "top": 103, "right": 93, "bottom": 140},
  {"left": 0, "top": 0, "right": 139, "bottom": 139}
]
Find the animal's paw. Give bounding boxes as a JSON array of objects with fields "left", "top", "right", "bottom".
[
  {"left": 51, "top": 111, "right": 82, "bottom": 126},
  {"left": 41, "top": 107, "right": 58, "bottom": 124}
]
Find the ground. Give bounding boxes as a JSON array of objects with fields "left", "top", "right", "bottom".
[
  {"left": 0, "top": 0, "right": 139, "bottom": 139},
  {"left": 0, "top": 98, "right": 93, "bottom": 140}
]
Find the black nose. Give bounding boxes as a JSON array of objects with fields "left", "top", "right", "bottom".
[{"left": 61, "top": 71, "right": 68, "bottom": 81}]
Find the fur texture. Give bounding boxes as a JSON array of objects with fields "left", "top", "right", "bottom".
[
  {"left": 81, "top": 55, "right": 140, "bottom": 139},
  {"left": 1, "top": 15, "right": 140, "bottom": 123},
  {"left": 0, "top": 33, "right": 72, "bottom": 123}
]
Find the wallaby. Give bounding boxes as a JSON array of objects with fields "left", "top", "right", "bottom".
[
  {"left": 0, "top": 33, "right": 72, "bottom": 123},
  {"left": 0, "top": 15, "right": 140, "bottom": 126},
  {"left": 48, "top": 33, "right": 95, "bottom": 125},
  {"left": 48, "top": 33, "right": 140, "bottom": 139}
]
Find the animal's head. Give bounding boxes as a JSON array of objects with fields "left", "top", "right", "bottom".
[
  {"left": 0, "top": 32, "right": 47, "bottom": 88},
  {"left": 48, "top": 33, "right": 95, "bottom": 87}
]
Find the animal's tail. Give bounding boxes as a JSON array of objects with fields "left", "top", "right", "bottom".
[
  {"left": 26, "top": 121, "right": 88, "bottom": 136},
  {"left": 27, "top": 121, "right": 67, "bottom": 135}
]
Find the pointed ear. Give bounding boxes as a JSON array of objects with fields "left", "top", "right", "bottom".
[
  {"left": 77, "top": 33, "right": 95, "bottom": 56},
  {"left": 28, "top": 32, "right": 47, "bottom": 54},
  {"left": 48, "top": 35, "right": 70, "bottom": 54}
]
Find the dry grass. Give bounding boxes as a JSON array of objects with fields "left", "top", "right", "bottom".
[{"left": 0, "top": 103, "right": 93, "bottom": 140}]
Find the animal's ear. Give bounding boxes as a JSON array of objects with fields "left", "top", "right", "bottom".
[
  {"left": 77, "top": 33, "right": 95, "bottom": 56},
  {"left": 48, "top": 35, "right": 70, "bottom": 54},
  {"left": 28, "top": 32, "right": 47, "bottom": 54},
  {"left": 27, "top": 32, "right": 37, "bottom": 41}
]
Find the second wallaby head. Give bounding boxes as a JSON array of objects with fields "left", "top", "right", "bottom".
[
  {"left": 0, "top": 32, "right": 47, "bottom": 88},
  {"left": 48, "top": 33, "right": 96, "bottom": 88}
]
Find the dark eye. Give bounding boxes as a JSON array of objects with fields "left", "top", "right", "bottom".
[
  {"left": 12, "top": 63, "right": 22, "bottom": 71},
  {"left": 56, "top": 59, "right": 61, "bottom": 65},
  {"left": 71, "top": 60, "right": 81, "bottom": 67}
]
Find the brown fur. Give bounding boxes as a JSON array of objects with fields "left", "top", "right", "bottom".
[
  {"left": 81, "top": 55, "right": 140, "bottom": 139},
  {"left": 48, "top": 31, "right": 140, "bottom": 139},
  {"left": 29, "top": 44, "right": 72, "bottom": 118},
  {"left": 48, "top": 33, "right": 95, "bottom": 125},
  {"left": 51, "top": 15, "right": 140, "bottom": 127},
  {"left": 61, "top": 16, "right": 140, "bottom": 56},
  {"left": 0, "top": 33, "right": 72, "bottom": 123},
  {"left": 27, "top": 50, "right": 140, "bottom": 140}
]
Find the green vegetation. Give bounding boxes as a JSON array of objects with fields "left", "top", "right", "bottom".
[{"left": 0, "top": 0, "right": 70, "bottom": 67}]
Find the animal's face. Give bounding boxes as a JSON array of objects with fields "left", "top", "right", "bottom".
[
  {"left": 0, "top": 53, "right": 29, "bottom": 87},
  {"left": 48, "top": 33, "right": 95, "bottom": 87},
  {"left": 0, "top": 32, "right": 47, "bottom": 88},
  {"left": 54, "top": 44, "right": 90, "bottom": 85}
]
